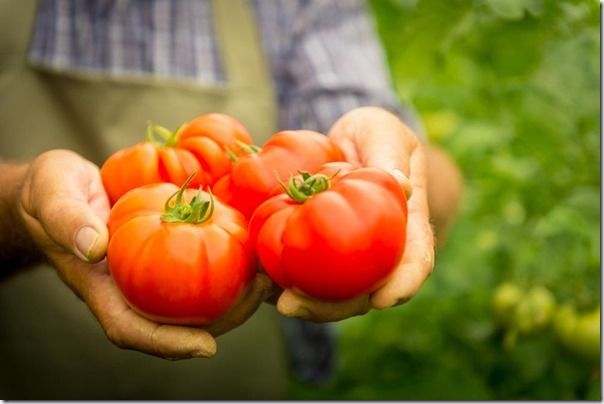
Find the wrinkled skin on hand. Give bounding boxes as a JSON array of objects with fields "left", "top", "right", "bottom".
[
  {"left": 18, "top": 149, "right": 275, "bottom": 359},
  {"left": 275, "top": 107, "right": 435, "bottom": 323}
]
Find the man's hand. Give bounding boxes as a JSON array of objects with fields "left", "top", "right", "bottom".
[
  {"left": 275, "top": 107, "right": 435, "bottom": 322},
  {"left": 17, "top": 149, "right": 270, "bottom": 359}
]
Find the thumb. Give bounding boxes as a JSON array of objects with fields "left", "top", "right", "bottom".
[
  {"left": 22, "top": 150, "right": 110, "bottom": 263},
  {"left": 75, "top": 213, "right": 109, "bottom": 263},
  {"left": 38, "top": 192, "right": 109, "bottom": 263}
]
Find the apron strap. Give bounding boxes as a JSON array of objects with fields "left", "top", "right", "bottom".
[{"left": 212, "top": 0, "right": 277, "bottom": 144}]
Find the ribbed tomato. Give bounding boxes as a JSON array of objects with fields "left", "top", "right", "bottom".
[
  {"left": 107, "top": 179, "right": 254, "bottom": 326},
  {"left": 212, "top": 130, "right": 344, "bottom": 218},
  {"left": 249, "top": 162, "right": 407, "bottom": 301},
  {"left": 101, "top": 113, "right": 253, "bottom": 205}
]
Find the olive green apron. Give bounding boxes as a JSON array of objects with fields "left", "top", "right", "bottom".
[{"left": 0, "top": 0, "right": 288, "bottom": 399}]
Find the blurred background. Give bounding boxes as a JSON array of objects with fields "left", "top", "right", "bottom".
[{"left": 292, "top": 0, "right": 600, "bottom": 400}]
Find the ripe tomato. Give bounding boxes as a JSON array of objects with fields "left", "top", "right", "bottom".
[
  {"left": 101, "top": 113, "right": 253, "bottom": 205},
  {"left": 212, "top": 130, "right": 344, "bottom": 218},
  {"left": 107, "top": 177, "right": 254, "bottom": 326},
  {"left": 249, "top": 162, "right": 407, "bottom": 301}
]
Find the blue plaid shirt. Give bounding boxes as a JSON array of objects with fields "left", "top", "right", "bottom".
[{"left": 29, "top": 0, "right": 420, "bottom": 135}]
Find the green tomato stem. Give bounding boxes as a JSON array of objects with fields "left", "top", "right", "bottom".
[
  {"left": 279, "top": 171, "right": 334, "bottom": 203},
  {"left": 145, "top": 122, "right": 183, "bottom": 148},
  {"left": 234, "top": 139, "right": 262, "bottom": 155},
  {"left": 161, "top": 173, "right": 215, "bottom": 224},
  {"left": 225, "top": 148, "right": 239, "bottom": 162}
]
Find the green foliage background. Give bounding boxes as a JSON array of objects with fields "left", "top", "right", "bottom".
[{"left": 291, "top": 0, "right": 600, "bottom": 400}]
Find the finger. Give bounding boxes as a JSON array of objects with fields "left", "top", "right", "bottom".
[
  {"left": 85, "top": 265, "right": 216, "bottom": 359},
  {"left": 22, "top": 151, "right": 110, "bottom": 263},
  {"left": 370, "top": 225, "right": 435, "bottom": 309},
  {"left": 108, "top": 320, "right": 218, "bottom": 360},
  {"left": 326, "top": 134, "right": 361, "bottom": 166},
  {"left": 277, "top": 289, "right": 371, "bottom": 323},
  {"left": 371, "top": 148, "right": 435, "bottom": 309},
  {"left": 204, "top": 273, "right": 275, "bottom": 336}
]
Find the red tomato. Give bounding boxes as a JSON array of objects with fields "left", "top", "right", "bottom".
[
  {"left": 212, "top": 130, "right": 344, "bottom": 218},
  {"left": 107, "top": 179, "right": 254, "bottom": 326},
  {"left": 101, "top": 113, "right": 252, "bottom": 205},
  {"left": 249, "top": 162, "right": 407, "bottom": 301}
]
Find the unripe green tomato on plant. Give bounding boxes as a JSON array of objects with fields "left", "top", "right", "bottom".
[
  {"left": 553, "top": 304, "right": 578, "bottom": 345},
  {"left": 529, "top": 286, "right": 557, "bottom": 326},
  {"left": 521, "top": 285, "right": 556, "bottom": 333},
  {"left": 492, "top": 282, "right": 523, "bottom": 328},
  {"left": 555, "top": 304, "right": 600, "bottom": 362},
  {"left": 514, "top": 298, "right": 537, "bottom": 335},
  {"left": 572, "top": 307, "right": 600, "bottom": 360},
  {"left": 493, "top": 283, "right": 555, "bottom": 335}
]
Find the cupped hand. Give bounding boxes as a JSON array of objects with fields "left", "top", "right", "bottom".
[
  {"left": 275, "top": 107, "right": 435, "bottom": 322},
  {"left": 18, "top": 149, "right": 270, "bottom": 359}
]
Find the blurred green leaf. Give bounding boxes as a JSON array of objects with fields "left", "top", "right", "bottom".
[{"left": 486, "top": 0, "right": 528, "bottom": 20}]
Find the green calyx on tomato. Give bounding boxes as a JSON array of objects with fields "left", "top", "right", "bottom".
[
  {"left": 161, "top": 173, "right": 215, "bottom": 224},
  {"left": 236, "top": 139, "right": 262, "bottom": 154},
  {"left": 145, "top": 122, "right": 183, "bottom": 148},
  {"left": 279, "top": 171, "right": 333, "bottom": 203},
  {"left": 226, "top": 140, "right": 262, "bottom": 162}
]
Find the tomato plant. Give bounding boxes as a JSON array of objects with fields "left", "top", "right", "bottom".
[
  {"left": 101, "top": 113, "right": 253, "bottom": 204},
  {"left": 212, "top": 130, "right": 344, "bottom": 218},
  {"left": 249, "top": 162, "right": 407, "bottom": 301},
  {"left": 106, "top": 176, "right": 254, "bottom": 326}
]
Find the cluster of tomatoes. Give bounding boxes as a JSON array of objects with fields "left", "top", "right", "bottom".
[
  {"left": 101, "top": 113, "right": 408, "bottom": 327},
  {"left": 492, "top": 282, "right": 600, "bottom": 362}
]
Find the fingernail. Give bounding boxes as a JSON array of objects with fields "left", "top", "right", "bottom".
[
  {"left": 75, "top": 226, "right": 99, "bottom": 262},
  {"left": 288, "top": 305, "right": 311, "bottom": 319},
  {"left": 371, "top": 294, "right": 406, "bottom": 310},
  {"left": 193, "top": 338, "right": 217, "bottom": 358},
  {"left": 395, "top": 296, "right": 411, "bottom": 306},
  {"left": 278, "top": 298, "right": 310, "bottom": 319},
  {"left": 390, "top": 168, "right": 413, "bottom": 199}
]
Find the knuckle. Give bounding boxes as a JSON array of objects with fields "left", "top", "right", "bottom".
[
  {"left": 104, "top": 323, "right": 127, "bottom": 349},
  {"left": 147, "top": 325, "right": 163, "bottom": 353},
  {"left": 39, "top": 199, "right": 69, "bottom": 225},
  {"left": 147, "top": 325, "right": 183, "bottom": 360}
]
